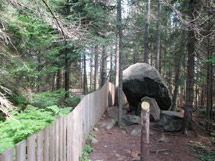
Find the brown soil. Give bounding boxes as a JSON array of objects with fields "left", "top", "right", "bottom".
[{"left": 88, "top": 112, "right": 213, "bottom": 161}]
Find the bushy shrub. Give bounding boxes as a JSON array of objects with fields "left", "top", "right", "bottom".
[
  {"left": 45, "top": 105, "right": 72, "bottom": 116},
  {"left": 30, "top": 90, "right": 65, "bottom": 108},
  {"left": 65, "top": 94, "right": 81, "bottom": 107},
  {"left": 12, "top": 95, "right": 26, "bottom": 110},
  {"left": 0, "top": 104, "right": 72, "bottom": 153}
]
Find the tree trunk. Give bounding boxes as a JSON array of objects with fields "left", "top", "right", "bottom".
[
  {"left": 200, "top": 88, "right": 204, "bottom": 108},
  {"left": 37, "top": 55, "right": 41, "bottom": 92},
  {"left": 100, "top": 45, "right": 107, "bottom": 87},
  {"left": 144, "top": 0, "right": 151, "bottom": 64},
  {"left": 62, "top": 2, "right": 70, "bottom": 98},
  {"left": 206, "top": 3, "right": 213, "bottom": 129},
  {"left": 155, "top": 0, "right": 161, "bottom": 70},
  {"left": 90, "top": 56, "right": 93, "bottom": 91},
  {"left": 80, "top": 56, "right": 83, "bottom": 90},
  {"left": 171, "top": 54, "right": 183, "bottom": 111},
  {"left": 133, "top": 46, "right": 137, "bottom": 64},
  {"left": 65, "top": 50, "right": 70, "bottom": 98},
  {"left": 109, "top": 46, "right": 113, "bottom": 83},
  {"left": 52, "top": 72, "right": 56, "bottom": 91},
  {"left": 168, "top": 57, "right": 172, "bottom": 95},
  {"left": 115, "top": 34, "right": 119, "bottom": 87},
  {"left": 56, "top": 68, "right": 62, "bottom": 90},
  {"left": 133, "top": 36, "right": 139, "bottom": 64},
  {"left": 182, "top": 0, "right": 198, "bottom": 134},
  {"left": 83, "top": 54, "right": 88, "bottom": 95},
  {"left": 117, "top": 0, "right": 123, "bottom": 128},
  {"left": 150, "top": 43, "right": 153, "bottom": 65},
  {"left": 94, "top": 45, "right": 99, "bottom": 90}
]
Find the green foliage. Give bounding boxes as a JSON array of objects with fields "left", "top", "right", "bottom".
[
  {"left": 9, "top": 94, "right": 26, "bottom": 110},
  {"left": 205, "top": 56, "right": 215, "bottom": 64},
  {"left": 84, "top": 143, "right": 94, "bottom": 154},
  {"left": 65, "top": 94, "right": 81, "bottom": 107},
  {"left": 30, "top": 90, "right": 65, "bottom": 108},
  {"left": 80, "top": 129, "right": 96, "bottom": 161},
  {"left": 192, "top": 147, "right": 215, "bottom": 161},
  {"left": 46, "top": 105, "right": 72, "bottom": 116},
  {"left": 190, "top": 141, "right": 215, "bottom": 161},
  {"left": 80, "top": 143, "right": 94, "bottom": 161},
  {"left": 0, "top": 104, "right": 72, "bottom": 153},
  {"left": 88, "top": 132, "right": 95, "bottom": 141},
  {"left": 210, "top": 132, "right": 215, "bottom": 141}
]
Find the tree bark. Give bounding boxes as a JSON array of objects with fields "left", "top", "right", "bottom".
[
  {"left": 100, "top": 45, "right": 107, "bottom": 87},
  {"left": 144, "top": 0, "right": 151, "bottom": 64},
  {"left": 117, "top": 0, "right": 123, "bottom": 128},
  {"left": 115, "top": 34, "right": 119, "bottom": 87},
  {"left": 206, "top": 2, "right": 213, "bottom": 130},
  {"left": 109, "top": 46, "right": 113, "bottom": 83},
  {"left": 80, "top": 56, "right": 83, "bottom": 90},
  {"left": 64, "top": 50, "right": 70, "bottom": 98},
  {"left": 37, "top": 54, "right": 41, "bottom": 92},
  {"left": 168, "top": 56, "right": 172, "bottom": 95},
  {"left": 64, "top": 2, "right": 70, "bottom": 98},
  {"left": 56, "top": 68, "right": 62, "bottom": 90},
  {"left": 94, "top": 45, "right": 99, "bottom": 90},
  {"left": 182, "top": 0, "right": 199, "bottom": 134},
  {"left": 52, "top": 72, "right": 56, "bottom": 91},
  {"left": 171, "top": 54, "right": 183, "bottom": 111},
  {"left": 83, "top": 54, "right": 88, "bottom": 95},
  {"left": 133, "top": 36, "right": 139, "bottom": 64},
  {"left": 90, "top": 56, "right": 93, "bottom": 91},
  {"left": 155, "top": 0, "right": 161, "bottom": 70}
]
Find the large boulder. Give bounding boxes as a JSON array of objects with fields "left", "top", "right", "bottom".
[{"left": 123, "top": 63, "right": 171, "bottom": 112}]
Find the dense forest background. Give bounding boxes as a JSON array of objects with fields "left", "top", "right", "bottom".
[{"left": 0, "top": 0, "right": 214, "bottom": 157}]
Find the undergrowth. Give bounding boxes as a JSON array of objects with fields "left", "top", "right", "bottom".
[
  {"left": 80, "top": 143, "right": 94, "bottom": 161},
  {"left": 30, "top": 90, "right": 66, "bottom": 108},
  {"left": 190, "top": 141, "right": 215, "bottom": 161},
  {"left": 0, "top": 105, "right": 72, "bottom": 153},
  {"left": 80, "top": 132, "right": 95, "bottom": 161}
]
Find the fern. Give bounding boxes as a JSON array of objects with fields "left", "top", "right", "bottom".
[{"left": 0, "top": 103, "right": 73, "bottom": 153}]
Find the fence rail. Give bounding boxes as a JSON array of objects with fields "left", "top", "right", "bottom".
[{"left": 0, "top": 82, "right": 116, "bottom": 161}]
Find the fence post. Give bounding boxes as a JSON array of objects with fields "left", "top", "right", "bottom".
[
  {"left": 1, "top": 147, "right": 13, "bottom": 161},
  {"left": 140, "top": 101, "right": 150, "bottom": 161}
]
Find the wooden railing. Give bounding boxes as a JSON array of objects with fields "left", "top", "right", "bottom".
[{"left": 0, "top": 82, "right": 116, "bottom": 161}]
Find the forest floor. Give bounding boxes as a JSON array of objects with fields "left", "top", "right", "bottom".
[{"left": 88, "top": 110, "right": 214, "bottom": 161}]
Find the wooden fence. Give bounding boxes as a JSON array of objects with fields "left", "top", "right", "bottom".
[{"left": 0, "top": 82, "right": 116, "bottom": 161}]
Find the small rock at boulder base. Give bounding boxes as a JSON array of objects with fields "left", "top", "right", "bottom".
[
  {"left": 91, "top": 137, "right": 99, "bottom": 144},
  {"left": 93, "top": 127, "right": 99, "bottom": 132},
  {"left": 157, "top": 136, "right": 169, "bottom": 143},
  {"left": 130, "top": 125, "right": 142, "bottom": 136},
  {"left": 159, "top": 111, "right": 183, "bottom": 132},
  {"left": 100, "top": 118, "right": 116, "bottom": 130},
  {"left": 131, "top": 158, "right": 140, "bottom": 161},
  {"left": 141, "top": 96, "right": 160, "bottom": 121},
  {"left": 199, "top": 120, "right": 206, "bottom": 126},
  {"left": 123, "top": 115, "right": 141, "bottom": 125},
  {"left": 123, "top": 63, "right": 171, "bottom": 113},
  {"left": 107, "top": 106, "right": 127, "bottom": 120}
]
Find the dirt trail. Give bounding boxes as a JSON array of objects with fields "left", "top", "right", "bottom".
[{"left": 88, "top": 112, "right": 211, "bottom": 161}]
